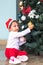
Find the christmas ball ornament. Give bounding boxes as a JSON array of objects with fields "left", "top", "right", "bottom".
[
  {"left": 21, "top": 15, "right": 26, "bottom": 21},
  {"left": 37, "top": 1, "right": 40, "bottom": 4},
  {"left": 19, "top": 1, "right": 23, "bottom": 7},
  {"left": 35, "top": 15, "right": 39, "bottom": 19},
  {"left": 18, "top": 19, "right": 22, "bottom": 23},
  {"left": 18, "top": 14, "right": 21, "bottom": 18},
  {"left": 28, "top": 21, "right": 34, "bottom": 29},
  {"left": 28, "top": 21, "right": 33, "bottom": 26},
  {"left": 21, "top": 25, "right": 27, "bottom": 30},
  {"left": 21, "top": 25, "right": 25, "bottom": 29}
]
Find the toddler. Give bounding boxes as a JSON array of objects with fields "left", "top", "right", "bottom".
[{"left": 5, "top": 18, "right": 34, "bottom": 64}]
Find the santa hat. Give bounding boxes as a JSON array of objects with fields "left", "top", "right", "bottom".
[{"left": 5, "top": 18, "right": 13, "bottom": 28}]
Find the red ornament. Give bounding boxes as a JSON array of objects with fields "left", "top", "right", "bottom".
[
  {"left": 40, "top": 0, "right": 43, "bottom": 2},
  {"left": 22, "top": 6, "right": 32, "bottom": 15}
]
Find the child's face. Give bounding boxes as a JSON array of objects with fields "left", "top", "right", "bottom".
[{"left": 10, "top": 22, "right": 19, "bottom": 32}]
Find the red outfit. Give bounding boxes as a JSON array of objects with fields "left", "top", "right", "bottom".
[{"left": 5, "top": 48, "right": 27, "bottom": 59}]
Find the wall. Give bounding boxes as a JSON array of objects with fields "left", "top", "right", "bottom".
[{"left": 0, "top": 0, "right": 16, "bottom": 40}]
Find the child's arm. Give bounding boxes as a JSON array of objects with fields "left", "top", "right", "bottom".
[
  {"left": 12, "top": 23, "right": 34, "bottom": 38},
  {"left": 13, "top": 28, "right": 31, "bottom": 37}
]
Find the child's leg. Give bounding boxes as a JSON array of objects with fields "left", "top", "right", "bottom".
[
  {"left": 17, "top": 50, "right": 29, "bottom": 62},
  {"left": 5, "top": 48, "right": 17, "bottom": 59},
  {"left": 5, "top": 48, "right": 21, "bottom": 64}
]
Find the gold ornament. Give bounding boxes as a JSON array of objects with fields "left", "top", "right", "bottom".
[
  {"left": 28, "top": 21, "right": 33, "bottom": 26},
  {"left": 28, "top": 21, "right": 34, "bottom": 30},
  {"left": 19, "top": 1, "right": 23, "bottom": 7}
]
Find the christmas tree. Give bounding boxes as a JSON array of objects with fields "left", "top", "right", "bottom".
[{"left": 17, "top": 0, "right": 43, "bottom": 55}]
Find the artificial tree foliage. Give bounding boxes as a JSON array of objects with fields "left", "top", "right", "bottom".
[{"left": 18, "top": 0, "right": 43, "bottom": 55}]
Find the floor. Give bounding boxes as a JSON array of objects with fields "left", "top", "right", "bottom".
[{"left": 0, "top": 45, "right": 43, "bottom": 65}]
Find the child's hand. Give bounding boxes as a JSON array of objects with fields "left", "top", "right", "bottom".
[
  {"left": 28, "top": 21, "right": 34, "bottom": 30},
  {"left": 20, "top": 37, "right": 26, "bottom": 42},
  {"left": 19, "top": 37, "right": 26, "bottom": 46}
]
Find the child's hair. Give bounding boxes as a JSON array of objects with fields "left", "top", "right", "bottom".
[{"left": 9, "top": 20, "right": 19, "bottom": 29}]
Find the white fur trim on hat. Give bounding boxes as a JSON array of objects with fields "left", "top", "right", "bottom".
[{"left": 8, "top": 19, "right": 14, "bottom": 28}]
